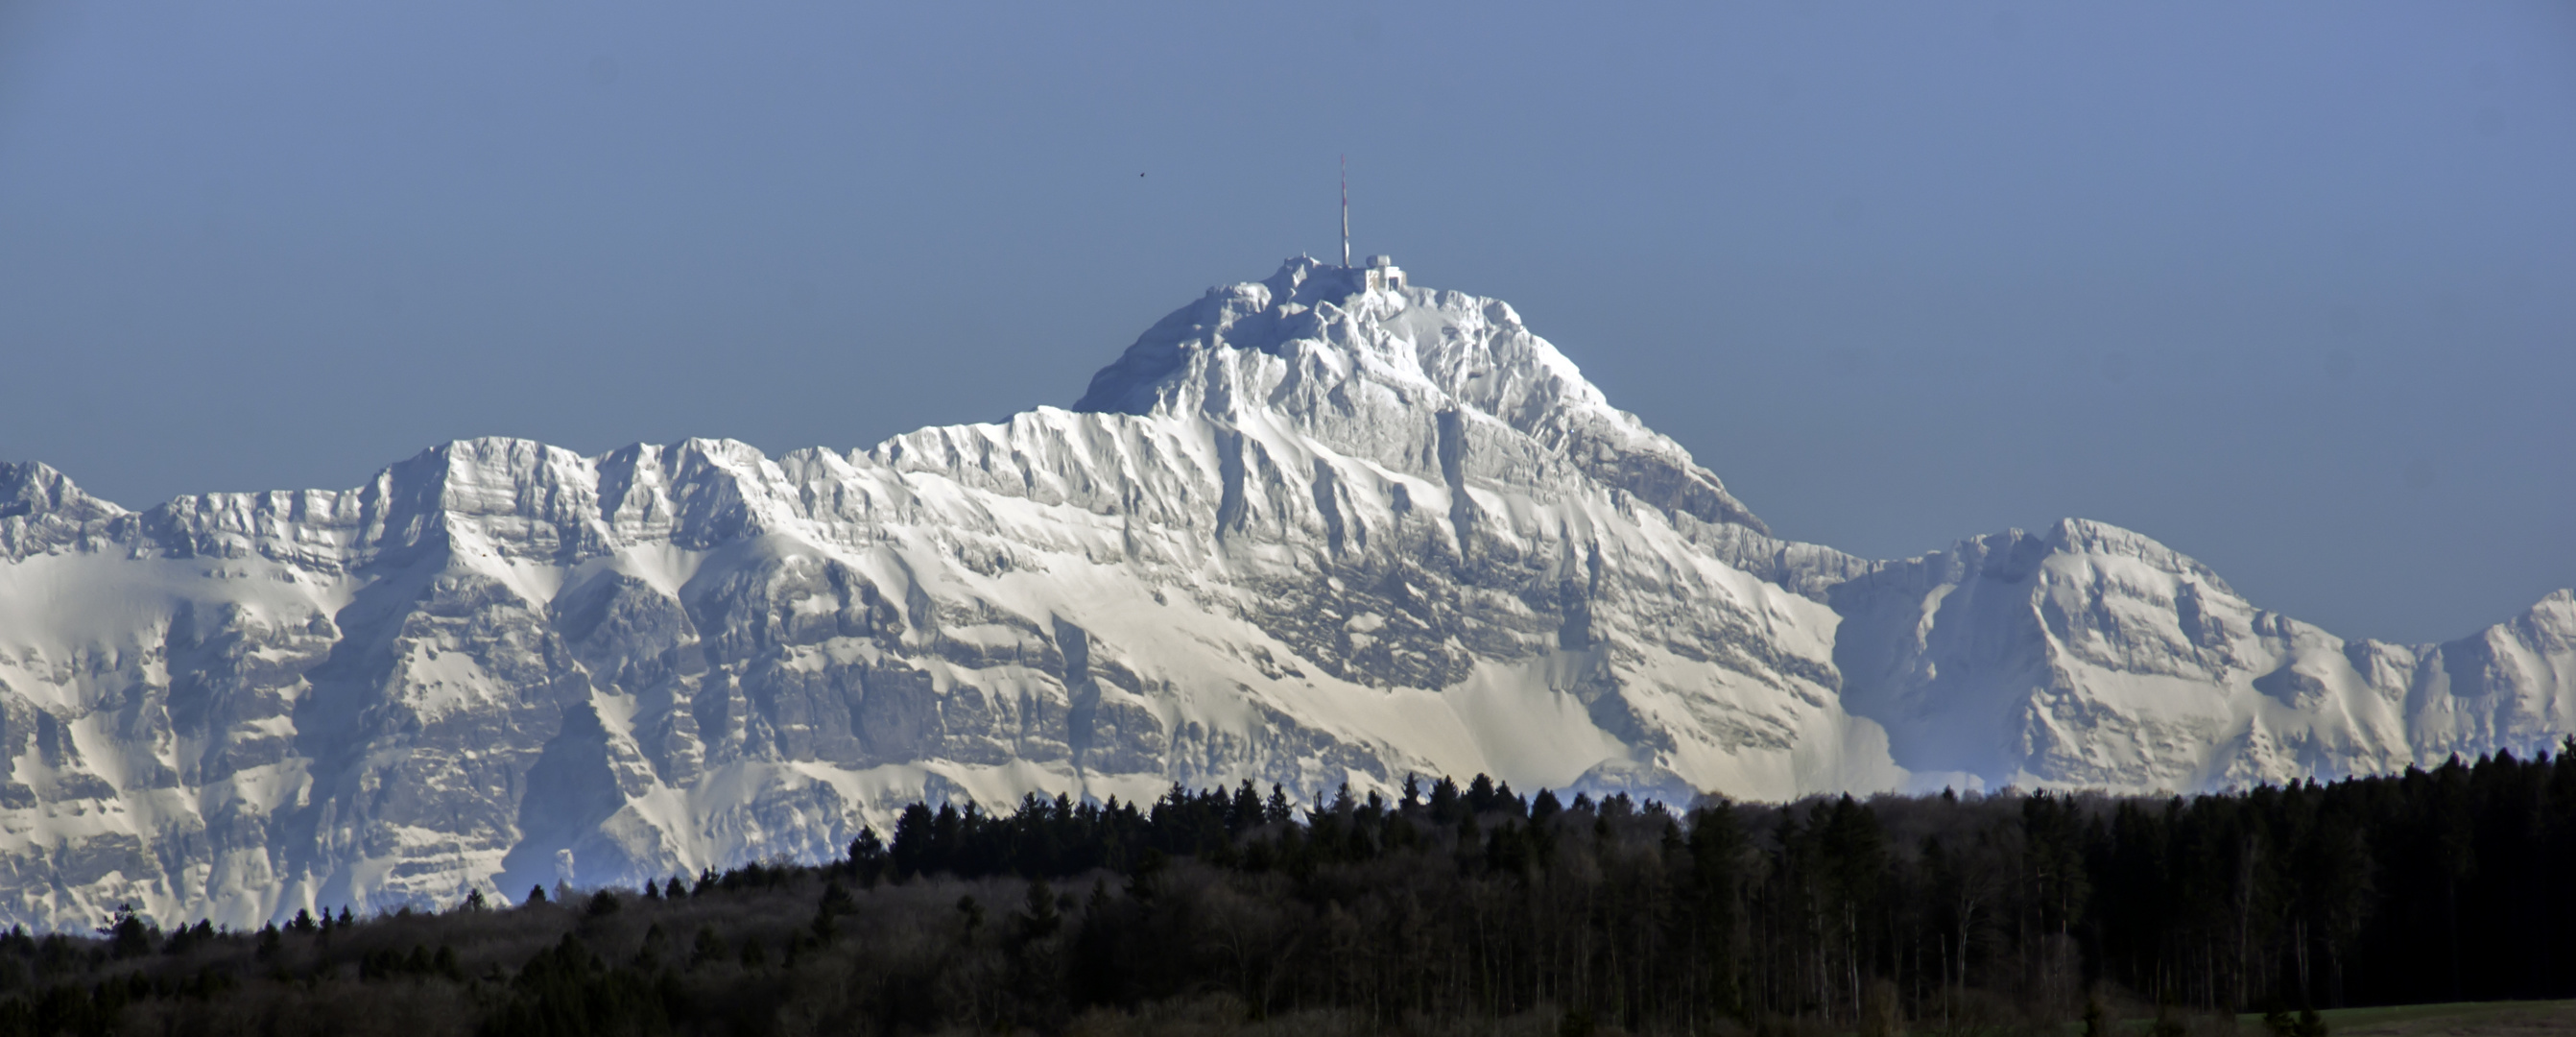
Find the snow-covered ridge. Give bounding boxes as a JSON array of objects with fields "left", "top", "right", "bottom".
[
  {"left": 0, "top": 257, "right": 2566, "bottom": 930},
  {"left": 1827, "top": 518, "right": 2574, "bottom": 791},
  {"left": 1072, "top": 256, "right": 1768, "bottom": 533}
]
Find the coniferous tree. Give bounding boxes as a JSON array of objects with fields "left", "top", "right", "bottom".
[
  {"left": 848, "top": 827, "right": 889, "bottom": 887},
  {"left": 0, "top": 759, "right": 2567, "bottom": 1035},
  {"left": 98, "top": 905, "right": 153, "bottom": 960}
]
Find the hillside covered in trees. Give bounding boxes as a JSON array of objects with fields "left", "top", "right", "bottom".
[{"left": 2, "top": 743, "right": 2572, "bottom": 1037}]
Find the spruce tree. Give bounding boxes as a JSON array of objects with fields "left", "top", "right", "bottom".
[
  {"left": 849, "top": 826, "right": 890, "bottom": 886},
  {"left": 1019, "top": 879, "right": 1061, "bottom": 940}
]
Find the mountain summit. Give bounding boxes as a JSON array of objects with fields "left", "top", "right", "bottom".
[
  {"left": 1071, "top": 256, "right": 1767, "bottom": 534},
  {"left": 0, "top": 259, "right": 2567, "bottom": 928}
]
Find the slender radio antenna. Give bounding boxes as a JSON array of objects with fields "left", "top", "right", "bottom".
[{"left": 1340, "top": 155, "right": 1351, "bottom": 269}]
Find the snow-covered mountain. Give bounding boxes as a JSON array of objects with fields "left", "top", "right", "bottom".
[{"left": 0, "top": 256, "right": 2567, "bottom": 928}]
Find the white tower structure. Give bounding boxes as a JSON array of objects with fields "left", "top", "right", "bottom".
[
  {"left": 1340, "top": 157, "right": 1403, "bottom": 290},
  {"left": 1341, "top": 155, "right": 1351, "bottom": 269}
]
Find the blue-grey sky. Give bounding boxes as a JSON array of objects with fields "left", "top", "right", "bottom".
[{"left": 2, "top": 2, "right": 2570, "bottom": 645}]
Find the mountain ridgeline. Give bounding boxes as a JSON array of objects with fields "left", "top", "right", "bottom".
[{"left": 0, "top": 256, "right": 2569, "bottom": 928}]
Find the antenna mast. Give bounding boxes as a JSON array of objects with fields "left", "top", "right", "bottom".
[{"left": 1340, "top": 155, "right": 1350, "bottom": 268}]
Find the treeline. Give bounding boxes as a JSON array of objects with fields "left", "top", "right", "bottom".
[{"left": 0, "top": 744, "right": 2569, "bottom": 1036}]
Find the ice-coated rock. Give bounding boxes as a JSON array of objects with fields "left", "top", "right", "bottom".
[
  {"left": 0, "top": 257, "right": 2565, "bottom": 929},
  {"left": 1827, "top": 519, "right": 2571, "bottom": 791}
]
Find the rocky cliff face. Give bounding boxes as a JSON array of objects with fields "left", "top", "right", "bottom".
[
  {"left": 0, "top": 257, "right": 2567, "bottom": 928},
  {"left": 1826, "top": 520, "right": 2574, "bottom": 792}
]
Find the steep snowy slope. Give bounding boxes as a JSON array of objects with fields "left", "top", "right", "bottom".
[
  {"left": 1826, "top": 520, "right": 2574, "bottom": 791},
  {"left": 0, "top": 256, "right": 2565, "bottom": 930}
]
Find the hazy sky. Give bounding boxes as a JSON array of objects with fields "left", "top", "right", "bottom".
[{"left": 2, "top": 2, "right": 2570, "bottom": 645}]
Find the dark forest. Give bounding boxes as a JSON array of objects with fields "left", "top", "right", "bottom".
[{"left": 3, "top": 742, "right": 2571, "bottom": 1037}]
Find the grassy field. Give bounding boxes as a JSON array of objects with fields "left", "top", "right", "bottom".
[{"left": 2234, "top": 1000, "right": 2576, "bottom": 1035}]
